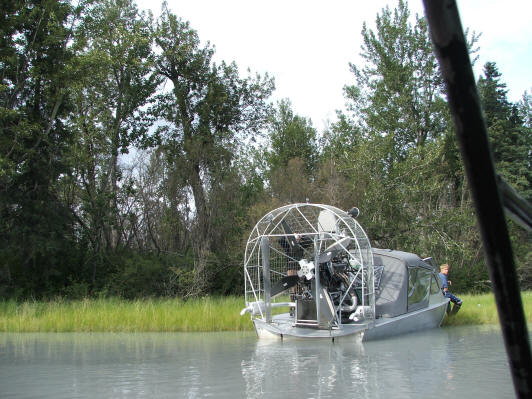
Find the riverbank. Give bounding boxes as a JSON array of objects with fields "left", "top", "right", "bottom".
[
  {"left": 1, "top": 292, "right": 531, "bottom": 332},
  {"left": 0, "top": 297, "right": 252, "bottom": 333},
  {"left": 441, "top": 291, "right": 532, "bottom": 327}
]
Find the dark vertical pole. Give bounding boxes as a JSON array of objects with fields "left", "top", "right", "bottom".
[
  {"left": 422, "top": 1, "right": 532, "bottom": 396},
  {"left": 261, "top": 236, "right": 272, "bottom": 323}
]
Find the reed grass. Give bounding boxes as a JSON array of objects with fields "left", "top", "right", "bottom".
[
  {"left": 0, "top": 296, "right": 253, "bottom": 333},
  {"left": 442, "top": 291, "right": 532, "bottom": 327},
  {"left": 1, "top": 292, "right": 530, "bottom": 332}
]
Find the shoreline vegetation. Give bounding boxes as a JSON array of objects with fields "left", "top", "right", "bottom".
[
  {"left": 4, "top": 1, "right": 531, "bottom": 308},
  {"left": 1, "top": 292, "right": 531, "bottom": 333}
]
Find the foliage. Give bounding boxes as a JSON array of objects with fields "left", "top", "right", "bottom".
[
  {"left": 478, "top": 62, "right": 532, "bottom": 200},
  {"left": 0, "top": 0, "right": 79, "bottom": 298},
  {"left": 266, "top": 99, "right": 318, "bottom": 176},
  {"left": 151, "top": 4, "right": 273, "bottom": 296},
  {"left": 315, "top": 0, "right": 488, "bottom": 292},
  {"left": 67, "top": 0, "right": 158, "bottom": 289},
  {"left": 0, "top": 0, "right": 529, "bottom": 299},
  {"left": 477, "top": 62, "right": 532, "bottom": 288},
  {"left": 262, "top": 99, "right": 318, "bottom": 203},
  {"left": 344, "top": 0, "right": 448, "bottom": 158}
]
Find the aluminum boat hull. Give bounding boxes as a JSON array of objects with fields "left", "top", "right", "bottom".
[{"left": 253, "top": 298, "right": 449, "bottom": 342}]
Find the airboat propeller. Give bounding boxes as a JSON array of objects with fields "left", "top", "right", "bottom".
[
  {"left": 265, "top": 215, "right": 358, "bottom": 297},
  {"left": 271, "top": 275, "right": 300, "bottom": 297}
]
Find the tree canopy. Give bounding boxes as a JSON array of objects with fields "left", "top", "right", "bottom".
[{"left": 0, "top": 0, "right": 529, "bottom": 299}]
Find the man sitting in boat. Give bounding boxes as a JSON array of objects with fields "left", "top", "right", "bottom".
[{"left": 439, "top": 263, "right": 463, "bottom": 314}]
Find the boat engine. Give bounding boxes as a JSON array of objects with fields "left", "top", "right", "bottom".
[
  {"left": 273, "top": 245, "right": 361, "bottom": 326},
  {"left": 321, "top": 257, "right": 359, "bottom": 319}
]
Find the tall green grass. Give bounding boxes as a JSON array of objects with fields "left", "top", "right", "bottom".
[
  {"left": 0, "top": 297, "right": 253, "bottom": 333},
  {"left": 442, "top": 291, "right": 532, "bottom": 326},
  {"left": 1, "top": 292, "right": 530, "bottom": 332}
]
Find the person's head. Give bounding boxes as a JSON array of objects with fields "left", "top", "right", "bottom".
[{"left": 440, "top": 264, "right": 449, "bottom": 275}]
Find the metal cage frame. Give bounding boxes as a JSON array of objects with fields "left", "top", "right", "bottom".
[{"left": 243, "top": 203, "right": 375, "bottom": 326}]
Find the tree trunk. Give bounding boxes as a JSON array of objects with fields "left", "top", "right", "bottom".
[{"left": 188, "top": 161, "right": 211, "bottom": 296}]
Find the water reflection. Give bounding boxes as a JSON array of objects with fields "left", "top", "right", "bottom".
[
  {"left": 241, "top": 334, "right": 443, "bottom": 398},
  {"left": 240, "top": 325, "right": 516, "bottom": 399},
  {"left": 241, "top": 339, "right": 366, "bottom": 397},
  {"left": 0, "top": 326, "right": 519, "bottom": 398}
]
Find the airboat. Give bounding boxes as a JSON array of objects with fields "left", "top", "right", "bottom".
[{"left": 241, "top": 203, "right": 449, "bottom": 341}]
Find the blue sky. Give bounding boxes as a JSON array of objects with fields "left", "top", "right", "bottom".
[{"left": 138, "top": 0, "right": 532, "bottom": 130}]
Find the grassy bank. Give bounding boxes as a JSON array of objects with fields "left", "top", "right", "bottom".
[
  {"left": 0, "top": 296, "right": 253, "bottom": 333},
  {"left": 1, "top": 292, "right": 531, "bottom": 332},
  {"left": 442, "top": 291, "right": 532, "bottom": 327}
]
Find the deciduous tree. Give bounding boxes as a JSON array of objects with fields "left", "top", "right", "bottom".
[
  {"left": 69, "top": 0, "right": 158, "bottom": 259},
  {"left": 153, "top": 5, "right": 273, "bottom": 295}
]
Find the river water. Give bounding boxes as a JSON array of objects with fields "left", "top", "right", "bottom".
[{"left": 0, "top": 325, "right": 521, "bottom": 398}]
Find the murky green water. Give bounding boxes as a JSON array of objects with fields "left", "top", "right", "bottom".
[{"left": 0, "top": 326, "right": 520, "bottom": 398}]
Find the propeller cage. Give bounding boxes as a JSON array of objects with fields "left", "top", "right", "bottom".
[{"left": 243, "top": 203, "right": 375, "bottom": 328}]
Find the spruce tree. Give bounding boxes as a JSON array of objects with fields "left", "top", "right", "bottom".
[{"left": 478, "top": 62, "right": 531, "bottom": 200}]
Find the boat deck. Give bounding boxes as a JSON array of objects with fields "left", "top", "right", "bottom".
[{"left": 253, "top": 313, "right": 370, "bottom": 340}]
